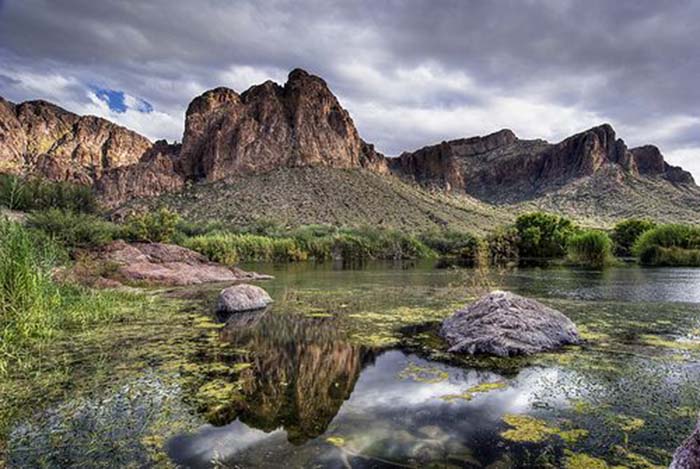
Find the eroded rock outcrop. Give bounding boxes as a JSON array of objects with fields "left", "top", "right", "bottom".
[
  {"left": 440, "top": 291, "right": 580, "bottom": 357},
  {"left": 90, "top": 240, "right": 271, "bottom": 286},
  {"left": 394, "top": 124, "right": 696, "bottom": 203},
  {"left": 0, "top": 99, "right": 151, "bottom": 184},
  {"left": 179, "top": 68, "right": 387, "bottom": 181}
]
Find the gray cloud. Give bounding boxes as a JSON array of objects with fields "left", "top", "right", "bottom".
[{"left": 0, "top": 0, "right": 698, "bottom": 176}]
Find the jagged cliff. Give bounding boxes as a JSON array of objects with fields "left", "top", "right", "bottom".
[
  {"left": 0, "top": 97, "right": 151, "bottom": 184},
  {"left": 0, "top": 68, "right": 697, "bottom": 222},
  {"left": 393, "top": 124, "right": 695, "bottom": 203}
]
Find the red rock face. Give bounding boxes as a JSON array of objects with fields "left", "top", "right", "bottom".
[
  {"left": 179, "top": 68, "right": 388, "bottom": 181},
  {"left": 0, "top": 99, "right": 152, "bottom": 183},
  {"left": 393, "top": 123, "right": 695, "bottom": 203}
]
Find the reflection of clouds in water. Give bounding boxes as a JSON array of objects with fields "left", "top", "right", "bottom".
[
  {"left": 342, "top": 351, "right": 570, "bottom": 415},
  {"left": 166, "top": 351, "right": 589, "bottom": 467},
  {"left": 167, "top": 420, "right": 285, "bottom": 467}
]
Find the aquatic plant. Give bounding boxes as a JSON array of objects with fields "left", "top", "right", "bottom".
[
  {"left": 567, "top": 229, "right": 615, "bottom": 268},
  {"left": 439, "top": 381, "right": 507, "bottom": 401}
]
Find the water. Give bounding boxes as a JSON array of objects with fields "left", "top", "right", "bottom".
[{"left": 7, "top": 263, "right": 700, "bottom": 468}]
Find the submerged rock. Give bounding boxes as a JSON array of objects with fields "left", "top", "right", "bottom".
[
  {"left": 217, "top": 284, "right": 273, "bottom": 313},
  {"left": 440, "top": 291, "right": 580, "bottom": 357},
  {"left": 670, "top": 416, "right": 700, "bottom": 469}
]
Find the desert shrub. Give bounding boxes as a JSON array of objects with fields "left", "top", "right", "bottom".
[
  {"left": 611, "top": 219, "right": 656, "bottom": 257},
  {"left": 124, "top": 208, "right": 180, "bottom": 243},
  {"left": 633, "top": 224, "right": 700, "bottom": 266},
  {"left": 487, "top": 226, "right": 520, "bottom": 264},
  {"left": 175, "top": 219, "right": 225, "bottom": 237},
  {"left": 567, "top": 229, "right": 615, "bottom": 268},
  {"left": 182, "top": 233, "right": 239, "bottom": 265},
  {"left": 0, "top": 174, "right": 97, "bottom": 213},
  {"left": 420, "top": 230, "right": 485, "bottom": 266},
  {"left": 27, "top": 209, "right": 119, "bottom": 249},
  {"left": 515, "top": 212, "right": 577, "bottom": 259}
]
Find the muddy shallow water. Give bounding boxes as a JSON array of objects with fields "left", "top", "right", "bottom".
[{"left": 6, "top": 262, "right": 700, "bottom": 468}]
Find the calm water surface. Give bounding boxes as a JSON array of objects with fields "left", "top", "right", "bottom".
[{"left": 9, "top": 263, "right": 700, "bottom": 468}]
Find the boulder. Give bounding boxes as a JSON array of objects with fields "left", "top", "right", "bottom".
[
  {"left": 217, "top": 284, "right": 273, "bottom": 313},
  {"left": 670, "top": 416, "right": 700, "bottom": 469},
  {"left": 440, "top": 291, "right": 580, "bottom": 357}
]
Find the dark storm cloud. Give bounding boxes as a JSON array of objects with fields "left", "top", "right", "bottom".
[{"left": 0, "top": 0, "right": 698, "bottom": 176}]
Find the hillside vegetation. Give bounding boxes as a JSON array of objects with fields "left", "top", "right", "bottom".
[{"left": 126, "top": 167, "right": 509, "bottom": 234}]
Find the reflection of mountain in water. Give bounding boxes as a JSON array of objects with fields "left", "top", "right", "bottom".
[{"left": 220, "top": 311, "right": 375, "bottom": 444}]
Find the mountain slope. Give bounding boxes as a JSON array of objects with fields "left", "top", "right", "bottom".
[{"left": 121, "top": 167, "right": 508, "bottom": 234}]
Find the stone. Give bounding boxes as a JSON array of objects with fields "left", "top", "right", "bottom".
[
  {"left": 93, "top": 240, "right": 271, "bottom": 286},
  {"left": 216, "top": 284, "right": 273, "bottom": 313},
  {"left": 670, "top": 416, "right": 700, "bottom": 469},
  {"left": 440, "top": 291, "right": 580, "bottom": 357}
]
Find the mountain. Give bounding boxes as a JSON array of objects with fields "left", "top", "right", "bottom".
[
  {"left": 1, "top": 68, "right": 698, "bottom": 229},
  {"left": 0, "top": 97, "right": 151, "bottom": 184},
  {"left": 392, "top": 124, "right": 694, "bottom": 203}
]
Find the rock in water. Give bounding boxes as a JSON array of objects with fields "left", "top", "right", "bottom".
[
  {"left": 670, "top": 417, "right": 700, "bottom": 469},
  {"left": 217, "top": 284, "right": 273, "bottom": 313},
  {"left": 440, "top": 291, "right": 580, "bottom": 357}
]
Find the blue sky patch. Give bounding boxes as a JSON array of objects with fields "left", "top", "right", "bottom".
[{"left": 93, "top": 86, "right": 152, "bottom": 113}]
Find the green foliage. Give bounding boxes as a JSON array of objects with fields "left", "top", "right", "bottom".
[
  {"left": 633, "top": 224, "right": 700, "bottom": 266},
  {"left": 419, "top": 230, "right": 486, "bottom": 266},
  {"left": 27, "top": 209, "right": 120, "bottom": 249},
  {"left": 124, "top": 208, "right": 180, "bottom": 243},
  {"left": 0, "top": 174, "right": 97, "bottom": 213},
  {"left": 515, "top": 212, "right": 577, "bottom": 259},
  {"left": 0, "top": 220, "right": 131, "bottom": 375},
  {"left": 486, "top": 226, "right": 520, "bottom": 264},
  {"left": 182, "top": 225, "right": 435, "bottom": 264},
  {"left": 611, "top": 219, "right": 656, "bottom": 257},
  {"left": 567, "top": 229, "right": 615, "bottom": 268}
]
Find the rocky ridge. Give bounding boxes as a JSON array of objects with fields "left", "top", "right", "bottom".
[
  {"left": 394, "top": 124, "right": 695, "bottom": 203},
  {"left": 0, "top": 68, "right": 696, "bottom": 212}
]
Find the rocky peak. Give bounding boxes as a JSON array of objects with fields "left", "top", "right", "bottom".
[
  {"left": 0, "top": 98, "right": 152, "bottom": 184},
  {"left": 393, "top": 122, "right": 695, "bottom": 203},
  {"left": 178, "top": 68, "right": 388, "bottom": 181}
]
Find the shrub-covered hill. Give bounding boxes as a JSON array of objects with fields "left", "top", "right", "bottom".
[{"left": 122, "top": 167, "right": 510, "bottom": 234}]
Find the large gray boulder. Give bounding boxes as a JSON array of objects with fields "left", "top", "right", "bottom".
[
  {"left": 217, "top": 284, "right": 273, "bottom": 313},
  {"left": 440, "top": 291, "right": 580, "bottom": 357},
  {"left": 670, "top": 416, "right": 700, "bottom": 469}
]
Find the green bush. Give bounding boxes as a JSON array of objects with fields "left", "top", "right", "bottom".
[
  {"left": 419, "top": 230, "right": 484, "bottom": 265},
  {"left": 487, "top": 226, "right": 520, "bottom": 264},
  {"left": 124, "top": 208, "right": 180, "bottom": 243},
  {"left": 567, "top": 229, "right": 615, "bottom": 268},
  {"left": 633, "top": 224, "right": 700, "bottom": 266},
  {"left": 611, "top": 219, "right": 656, "bottom": 257},
  {"left": 0, "top": 174, "right": 97, "bottom": 213},
  {"left": 515, "top": 212, "right": 577, "bottom": 259},
  {"left": 182, "top": 232, "right": 240, "bottom": 265},
  {"left": 27, "top": 209, "right": 120, "bottom": 249}
]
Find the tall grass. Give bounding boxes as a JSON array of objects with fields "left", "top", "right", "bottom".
[
  {"left": 633, "top": 224, "right": 700, "bottom": 266},
  {"left": 0, "top": 220, "right": 133, "bottom": 375},
  {"left": 182, "top": 225, "right": 436, "bottom": 264},
  {"left": 567, "top": 229, "right": 615, "bottom": 268},
  {"left": 0, "top": 174, "right": 97, "bottom": 213}
]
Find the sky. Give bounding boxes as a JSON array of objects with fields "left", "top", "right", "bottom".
[{"left": 0, "top": 0, "right": 698, "bottom": 178}]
